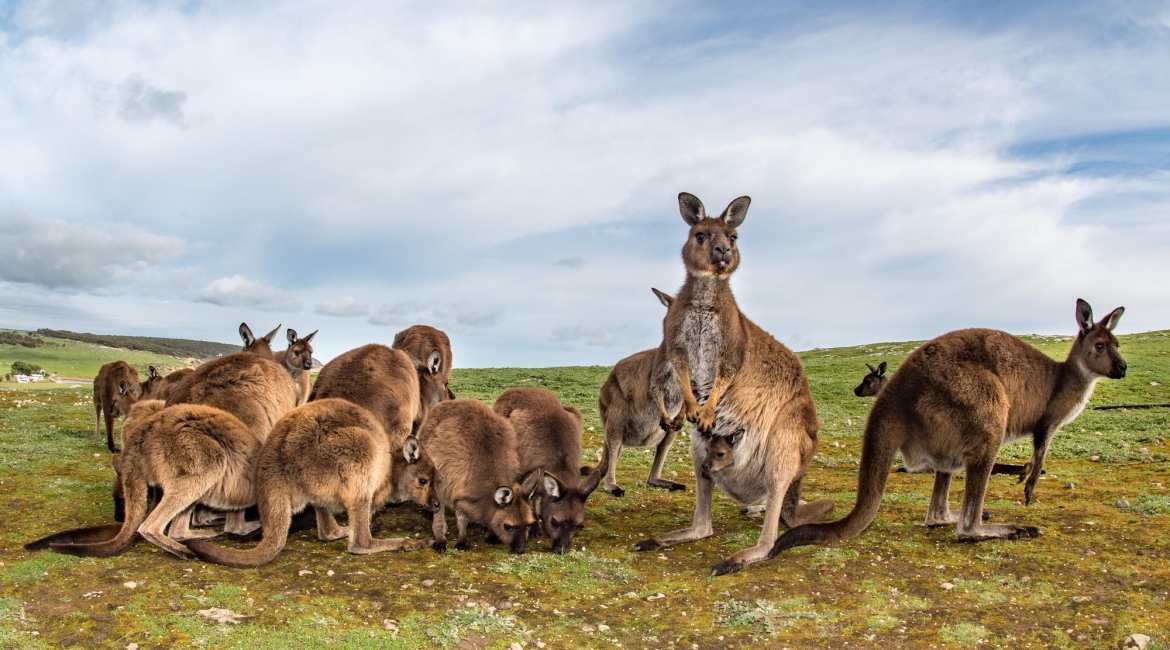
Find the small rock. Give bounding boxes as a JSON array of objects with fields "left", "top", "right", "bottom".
[
  {"left": 1116, "top": 499, "right": 1131, "bottom": 510},
  {"left": 510, "top": 644, "right": 523, "bottom": 650},
  {"left": 537, "top": 642, "right": 546, "bottom": 649},
  {"left": 326, "top": 570, "right": 334, "bottom": 576},
  {"left": 1071, "top": 596, "right": 1091, "bottom": 603},
  {"left": 846, "top": 419, "right": 852, "bottom": 427},
  {"left": 1124, "top": 633, "right": 1151, "bottom": 649},
  {"left": 498, "top": 601, "right": 513, "bottom": 610},
  {"left": 383, "top": 619, "right": 397, "bottom": 631},
  {"left": 169, "top": 602, "right": 180, "bottom": 611},
  {"left": 1090, "top": 456, "right": 1100, "bottom": 462},
  {"left": 298, "top": 570, "right": 312, "bottom": 576},
  {"left": 198, "top": 607, "right": 248, "bottom": 624},
  {"left": 127, "top": 644, "right": 138, "bottom": 650},
  {"left": 657, "top": 554, "right": 668, "bottom": 560},
  {"left": 581, "top": 625, "right": 596, "bottom": 633},
  {"left": 598, "top": 624, "right": 610, "bottom": 632},
  {"left": 1066, "top": 482, "right": 1075, "bottom": 490},
  {"left": 623, "top": 591, "right": 637, "bottom": 598},
  {"left": 941, "top": 582, "right": 955, "bottom": 591},
  {"left": 123, "top": 581, "right": 137, "bottom": 589},
  {"left": 421, "top": 579, "right": 435, "bottom": 588},
  {"left": 1089, "top": 618, "right": 1108, "bottom": 625},
  {"left": 1150, "top": 381, "right": 1161, "bottom": 386},
  {"left": 646, "top": 593, "right": 666, "bottom": 601}
]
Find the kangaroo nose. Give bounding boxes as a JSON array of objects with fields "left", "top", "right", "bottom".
[
  {"left": 713, "top": 245, "right": 728, "bottom": 257},
  {"left": 1116, "top": 360, "right": 1127, "bottom": 377}
]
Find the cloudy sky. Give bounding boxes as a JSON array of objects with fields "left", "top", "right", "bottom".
[{"left": 1, "top": 1, "right": 1168, "bottom": 367}]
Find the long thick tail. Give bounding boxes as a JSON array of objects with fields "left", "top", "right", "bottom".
[
  {"left": 50, "top": 465, "right": 149, "bottom": 558},
  {"left": 25, "top": 524, "right": 124, "bottom": 551},
  {"left": 184, "top": 489, "right": 291, "bottom": 568},
  {"left": 769, "top": 417, "right": 901, "bottom": 557}
]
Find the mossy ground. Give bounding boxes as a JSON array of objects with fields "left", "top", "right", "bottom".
[{"left": 1, "top": 332, "right": 1168, "bottom": 648}]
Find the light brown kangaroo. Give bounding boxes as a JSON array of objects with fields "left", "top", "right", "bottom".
[
  {"left": 239, "top": 322, "right": 281, "bottom": 354},
  {"left": 595, "top": 288, "right": 684, "bottom": 497},
  {"left": 392, "top": 325, "right": 456, "bottom": 398},
  {"left": 769, "top": 299, "right": 1127, "bottom": 558},
  {"left": 48, "top": 401, "right": 262, "bottom": 559},
  {"left": 184, "top": 399, "right": 435, "bottom": 567},
  {"left": 273, "top": 328, "right": 317, "bottom": 406},
  {"left": 310, "top": 344, "right": 452, "bottom": 447},
  {"left": 93, "top": 361, "right": 142, "bottom": 452},
  {"left": 493, "top": 387, "right": 602, "bottom": 554},
  {"left": 419, "top": 399, "right": 541, "bottom": 554},
  {"left": 634, "top": 192, "right": 834, "bottom": 576},
  {"left": 150, "top": 367, "right": 194, "bottom": 402}
]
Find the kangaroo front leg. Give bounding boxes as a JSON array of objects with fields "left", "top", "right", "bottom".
[
  {"left": 431, "top": 504, "right": 449, "bottom": 553},
  {"left": 633, "top": 459, "right": 714, "bottom": 552},
  {"left": 647, "top": 428, "right": 685, "bottom": 491},
  {"left": 712, "top": 472, "right": 790, "bottom": 576},
  {"left": 673, "top": 358, "right": 701, "bottom": 423},
  {"left": 224, "top": 510, "right": 260, "bottom": 536},
  {"left": 925, "top": 471, "right": 959, "bottom": 527},
  {"left": 454, "top": 510, "right": 472, "bottom": 551},
  {"left": 1023, "top": 429, "right": 1055, "bottom": 506},
  {"left": 696, "top": 374, "right": 728, "bottom": 434}
]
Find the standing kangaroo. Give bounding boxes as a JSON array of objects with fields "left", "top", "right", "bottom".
[
  {"left": 595, "top": 288, "right": 684, "bottom": 496},
  {"left": 634, "top": 192, "right": 833, "bottom": 576},
  {"left": 493, "top": 387, "right": 602, "bottom": 554},
  {"left": 184, "top": 399, "right": 435, "bottom": 567},
  {"left": 769, "top": 299, "right": 1127, "bottom": 557},
  {"left": 392, "top": 325, "right": 456, "bottom": 399},
  {"left": 273, "top": 328, "right": 317, "bottom": 406},
  {"left": 93, "top": 361, "right": 142, "bottom": 452}
]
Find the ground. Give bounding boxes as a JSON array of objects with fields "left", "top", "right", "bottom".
[{"left": 0, "top": 332, "right": 1168, "bottom": 648}]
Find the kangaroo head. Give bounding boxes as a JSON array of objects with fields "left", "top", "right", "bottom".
[
  {"left": 854, "top": 362, "right": 888, "bottom": 397},
  {"left": 700, "top": 428, "right": 743, "bottom": 478},
  {"left": 284, "top": 328, "right": 317, "bottom": 371},
  {"left": 391, "top": 435, "right": 439, "bottom": 511},
  {"left": 413, "top": 349, "right": 456, "bottom": 409},
  {"left": 488, "top": 468, "right": 541, "bottom": 554},
  {"left": 240, "top": 323, "right": 280, "bottom": 356},
  {"left": 139, "top": 366, "right": 160, "bottom": 400},
  {"left": 677, "top": 192, "right": 750, "bottom": 279},
  {"left": 537, "top": 468, "right": 601, "bottom": 555},
  {"left": 113, "top": 378, "right": 142, "bottom": 415},
  {"left": 1070, "top": 299, "right": 1127, "bottom": 380}
]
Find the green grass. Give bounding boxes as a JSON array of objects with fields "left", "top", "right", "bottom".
[
  {"left": 1, "top": 331, "right": 188, "bottom": 383},
  {"left": 0, "top": 330, "right": 1168, "bottom": 647}
]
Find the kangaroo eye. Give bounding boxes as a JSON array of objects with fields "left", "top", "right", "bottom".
[
  {"left": 729, "top": 235, "right": 737, "bottom": 244},
  {"left": 1095, "top": 343, "right": 1105, "bottom": 352},
  {"left": 695, "top": 233, "right": 706, "bottom": 243},
  {"left": 503, "top": 524, "right": 515, "bottom": 532},
  {"left": 418, "top": 478, "right": 428, "bottom": 487},
  {"left": 550, "top": 518, "right": 560, "bottom": 528}
]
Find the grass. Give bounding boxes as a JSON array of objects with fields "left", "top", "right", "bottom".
[
  {"left": 1, "top": 331, "right": 187, "bottom": 383},
  {"left": 0, "top": 330, "right": 1168, "bottom": 647}
]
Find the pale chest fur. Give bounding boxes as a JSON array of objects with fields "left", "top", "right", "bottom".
[{"left": 675, "top": 282, "right": 724, "bottom": 403}]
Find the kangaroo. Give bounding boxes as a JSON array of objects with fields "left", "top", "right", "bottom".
[
  {"left": 493, "top": 387, "right": 602, "bottom": 554},
  {"left": 634, "top": 192, "right": 834, "bottom": 576},
  {"left": 392, "top": 325, "right": 455, "bottom": 396},
  {"left": 47, "top": 401, "right": 262, "bottom": 559},
  {"left": 184, "top": 399, "right": 435, "bottom": 567},
  {"left": 273, "top": 328, "right": 317, "bottom": 406},
  {"left": 93, "top": 361, "right": 142, "bottom": 452},
  {"left": 239, "top": 322, "right": 281, "bottom": 354},
  {"left": 854, "top": 362, "right": 888, "bottom": 397},
  {"left": 310, "top": 344, "right": 451, "bottom": 446},
  {"left": 699, "top": 429, "right": 744, "bottom": 478},
  {"left": 595, "top": 288, "right": 684, "bottom": 496},
  {"left": 419, "top": 399, "right": 541, "bottom": 554},
  {"left": 136, "top": 366, "right": 163, "bottom": 400},
  {"left": 150, "top": 367, "right": 194, "bottom": 402},
  {"left": 768, "top": 299, "right": 1127, "bottom": 558}
]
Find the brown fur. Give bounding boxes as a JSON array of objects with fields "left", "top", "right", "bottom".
[
  {"left": 854, "top": 362, "right": 889, "bottom": 397},
  {"left": 165, "top": 350, "right": 297, "bottom": 442},
  {"left": 595, "top": 288, "right": 685, "bottom": 496},
  {"left": 770, "top": 299, "right": 1127, "bottom": 557},
  {"left": 419, "top": 400, "right": 541, "bottom": 554},
  {"left": 49, "top": 402, "right": 261, "bottom": 559},
  {"left": 273, "top": 328, "right": 317, "bottom": 406},
  {"left": 239, "top": 322, "right": 281, "bottom": 355},
  {"left": 93, "top": 361, "right": 142, "bottom": 452},
  {"left": 150, "top": 368, "right": 195, "bottom": 402},
  {"left": 392, "top": 325, "right": 455, "bottom": 396},
  {"left": 636, "top": 193, "right": 834, "bottom": 576},
  {"left": 185, "top": 399, "right": 435, "bottom": 567},
  {"left": 310, "top": 344, "right": 451, "bottom": 447},
  {"left": 493, "top": 388, "right": 602, "bottom": 554}
]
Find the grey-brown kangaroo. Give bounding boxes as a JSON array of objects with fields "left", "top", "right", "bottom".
[
  {"left": 595, "top": 288, "right": 684, "bottom": 496},
  {"left": 854, "top": 362, "right": 889, "bottom": 397},
  {"left": 93, "top": 361, "right": 142, "bottom": 452},
  {"left": 273, "top": 328, "right": 317, "bottom": 406},
  {"left": 769, "top": 299, "right": 1126, "bottom": 557},
  {"left": 392, "top": 325, "right": 456, "bottom": 399},
  {"left": 635, "top": 193, "right": 833, "bottom": 576}
]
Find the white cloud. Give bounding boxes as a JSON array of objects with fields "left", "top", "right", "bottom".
[
  {"left": 315, "top": 296, "right": 370, "bottom": 317},
  {"left": 196, "top": 275, "right": 301, "bottom": 312}
]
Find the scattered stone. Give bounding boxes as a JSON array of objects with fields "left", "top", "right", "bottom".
[
  {"left": 82, "top": 591, "right": 102, "bottom": 599},
  {"left": 1089, "top": 618, "right": 1108, "bottom": 625},
  {"left": 123, "top": 581, "right": 137, "bottom": 589},
  {"left": 1066, "top": 483, "right": 1075, "bottom": 490},
  {"left": 510, "top": 644, "right": 523, "bottom": 650},
  {"left": 581, "top": 625, "right": 596, "bottom": 633},
  {"left": 646, "top": 593, "right": 666, "bottom": 601},
  {"left": 624, "top": 591, "right": 638, "bottom": 598},
  {"left": 1071, "top": 596, "right": 1091, "bottom": 603},
  {"left": 126, "top": 644, "right": 138, "bottom": 650},
  {"left": 421, "top": 579, "right": 435, "bottom": 588},
  {"left": 1124, "top": 633, "right": 1151, "bottom": 649},
  {"left": 298, "top": 570, "right": 312, "bottom": 576},
  {"left": 537, "top": 642, "right": 546, "bottom": 649},
  {"left": 169, "top": 602, "right": 180, "bottom": 611},
  {"left": 498, "top": 601, "right": 513, "bottom": 610},
  {"left": 1116, "top": 499, "right": 1131, "bottom": 510},
  {"left": 941, "top": 583, "right": 955, "bottom": 591},
  {"left": 598, "top": 624, "right": 610, "bottom": 632},
  {"left": 383, "top": 619, "right": 397, "bottom": 631},
  {"left": 1150, "top": 381, "right": 1161, "bottom": 386},
  {"left": 198, "top": 608, "right": 248, "bottom": 625},
  {"left": 326, "top": 570, "right": 334, "bottom": 577},
  {"left": 657, "top": 554, "right": 668, "bottom": 560},
  {"left": 1090, "top": 456, "right": 1101, "bottom": 462}
]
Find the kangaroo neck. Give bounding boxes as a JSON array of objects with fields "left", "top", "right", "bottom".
[{"left": 683, "top": 274, "right": 733, "bottom": 310}]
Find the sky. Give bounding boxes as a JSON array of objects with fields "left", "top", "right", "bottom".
[{"left": 0, "top": 0, "right": 1168, "bottom": 367}]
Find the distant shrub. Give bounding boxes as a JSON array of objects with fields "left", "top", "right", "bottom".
[
  {"left": 0, "top": 331, "right": 44, "bottom": 348},
  {"left": 9, "top": 361, "right": 43, "bottom": 376},
  {"left": 36, "top": 329, "right": 239, "bottom": 360}
]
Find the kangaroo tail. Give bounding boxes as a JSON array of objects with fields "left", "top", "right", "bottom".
[
  {"left": 50, "top": 465, "right": 149, "bottom": 558},
  {"left": 184, "top": 489, "right": 291, "bottom": 568},
  {"left": 25, "top": 524, "right": 125, "bottom": 551},
  {"left": 769, "top": 416, "right": 901, "bottom": 557}
]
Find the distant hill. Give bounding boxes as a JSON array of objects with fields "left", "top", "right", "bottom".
[{"left": 34, "top": 329, "right": 239, "bottom": 361}]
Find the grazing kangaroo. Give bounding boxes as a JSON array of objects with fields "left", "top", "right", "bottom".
[
  {"left": 769, "top": 299, "right": 1127, "bottom": 558},
  {"left": 595, "top": 288, "right": 684, "bottom": 496},
  {"left": 310, "top": 344, "right": 451, "bottom": 445},
  {"left": 185, "top": 399, "right": 435, "bottom": 567},
  {"left": 419, "top": 400, "right": 541, "bottom": 554},
  {"left": 48, "top": 401, "right": 262, "bottom": 559},
  {"left": 854, "top": 362, "right": 889, "bottom": 397},
  {"left": 393, "top": 325, "right": 456, "bottom": 398},
  {"left": 93, "top": 361, "right": 142, "bottom": 452},
  {"left": 493, "top": 387, "right": 602, "bottom": 554},
  {"left": 273, "top": 328, "right": 317, "bottom": 406},
  {"left": 634, "top": 192, "right": 834, "bottom": 576}
]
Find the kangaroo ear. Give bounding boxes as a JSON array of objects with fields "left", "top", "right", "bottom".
[
  {"left": 427, "top": 349, "right": 442, "bottom": 375},
  {"left": 580, "top": 466, "right": 602, "bottom": 498},
  {"left": 542, "top": 472, "right": 564, "bottom": 500},
  {"left": 1076, "top": 299, "right": 1094, "bottom": 334},
  {"left": 678, "top": 192, "right": 707, "bottom": 226},
  {"left": 494, "top": 486, "right": 514, "bottom": 507},
  {"left": 148, "top": 366, "right": 159, "bottom": 380},
  {"left": 286, "top": 328, "right": 298, "bottom": 345},
  {"left": 118, "top": 380, "right": 128, "bottom": 395},
  {"left": 402, "top": 436, "right": 420, "bottom": 464},
  {"left": 651, "top": 287, "right": 674, "bottom": 308},
  {"left": 866, "top": 363, "right": 876, "bottom": 373},
  {"left": 262, "top": 325, "right": 281, "bottom": 345},
  {"left": 520, "top": 468, "right": 543, "bottom": 499},
  {"left": 720, "top": 196, "right": 751, "bottom": 228},
  {"left": 729, "top": 428, "right": 745, "bottom": 446},
  {"left": 1101, "top": 306, "right": 1125, "bottom": 332},
  {"left": 302, "top": 330, "right": 318, "bottom": 344},
  {"left": 877, "top": 361, "right": 887, "bottom": 376},
  {"left": 239, "top": 323, "right": 255, "bottom": 347}
]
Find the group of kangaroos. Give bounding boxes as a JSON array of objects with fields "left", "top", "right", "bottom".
[{"left": 26, "top": 192, "right": 1128, "bottom": 577}]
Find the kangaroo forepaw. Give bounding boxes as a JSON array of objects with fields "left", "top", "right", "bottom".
[
  {"left": 633, "top": 539, "right": 662, "bottom": 552},
  {"left": 432, "top": 540, "right": 447, "bottom": 554}
]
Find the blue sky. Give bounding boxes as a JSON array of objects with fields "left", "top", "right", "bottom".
[{"left": 0, "top": 0, "right": 1168, "bottom": 367}]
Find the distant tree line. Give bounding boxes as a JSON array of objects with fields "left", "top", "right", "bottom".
[
  {"left": 35, "top": 329, "right": 240, "bottom": 360},
  {"left": 0, "top": 331, "right": 47, "bottom": 348},
  {"left": 9, "top": 360, "right": 44, "bottom": 376}
]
